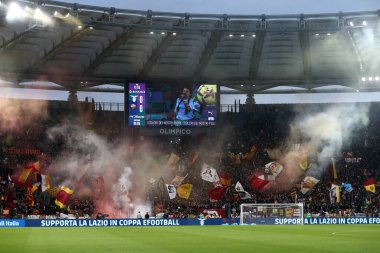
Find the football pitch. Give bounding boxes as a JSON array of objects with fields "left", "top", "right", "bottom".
[{"left": 0, "top": 225, "right": 379, "bottom": 253}]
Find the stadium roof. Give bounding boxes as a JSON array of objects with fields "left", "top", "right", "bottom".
[{"left": 0, "top": 0, "right": 379, "bottom": 94}]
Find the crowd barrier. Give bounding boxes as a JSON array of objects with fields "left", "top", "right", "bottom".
[{"left": 1, "top": 217, "right": 380, "bottom": 227}]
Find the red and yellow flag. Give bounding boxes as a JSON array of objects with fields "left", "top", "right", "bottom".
[
  {"left": 364, "top": 178, "right": 376, "bottom": 193},
  {"left": 55, "top": 186, "right": 74, "bottom": 209},
  {"left": 17, "top": 161, "right": 39, "bottom": 186},
  {"left": 219, "top": 172, "right": 231, "bottom": 186}
]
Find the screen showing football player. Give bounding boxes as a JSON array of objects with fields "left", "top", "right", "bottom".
[{"left": 174, "top": 87, "right": 195, "bottom": 120}]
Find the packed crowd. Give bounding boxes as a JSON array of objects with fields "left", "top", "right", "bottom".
[{"left": 0, "top": 100, "right": 379, "bottom": 219}]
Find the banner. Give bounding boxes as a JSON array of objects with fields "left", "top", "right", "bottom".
[
  {"left": 177, "top": 184, "right": 192, "bottom": 199},
  {"left": 235, "top": 182, "right": 252, "bottom": 200},
  {"left": 165, "top": 184, "right": 177, "bottom": 199},
  {"left": 2, "top": 217, "right": 380, "bottom": 227},
  {"left": 300, "top": 176, "right": 320, "bottom": 194},
  {"left": 330, "top": 184, "right": 341, "bottom": 203},
  {"left": 264, "top": 161, "right": 284, "bottom": 179},
  {"left": 201, "top": 163, "right": 219, "bottom": 183}
]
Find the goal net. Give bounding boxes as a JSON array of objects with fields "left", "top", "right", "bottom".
[{"left": 240, "top": 203, "right": 304, "bottom": 225}]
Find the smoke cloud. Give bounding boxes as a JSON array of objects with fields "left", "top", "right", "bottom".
[
  {"left": 46, "top": 121, "right": 180, "bottom": 217},
  {"left": 282, "top": 103, "right": 369, "bottom": 185},
  {"left": 0, "top": 98, "right": 48, "bottom": 132}
]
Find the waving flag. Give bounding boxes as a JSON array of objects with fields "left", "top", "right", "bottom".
[
  {"left": 166, "top": 184, "right": 177, "bottom": 199},
  {"left": 219, "top": 172, "right": 231, "bottom": 186},
  {"left": 201, "top": 163, "right": 219, "bottom": 183},
  {"left": 250, "top": 175, "right": 269, "bottom": 190},
  {"left": 36, "top": 174, "right": 50, "bottom": 192},
  {"left": 300, "top": 176, "right": 320, "bottom": 194},
  {"left": 177, "top": 184, "right": 192, "bottom": 199},
  {"left": 17, "top": 161, "right": 39, "bottom": 186},
  {"left": 235, "top": 181, "right": 252, "bottom": 199},
  {"left": 330, "top": 184, "right": 341, "bottom": 203},
  {"left": 364, "top": 178, "right": 375, "bottom": 193},
  {"left": 341, "top": 183, "right": 353, "bottom": 193},
  {"left": 208, "top": 186, "right": 227, "bottom": 201},
  {"left": 55, "top": 186, "right": 74, "bottom": 209},
  {"left": 264, "top": 161, "right": 284, "bottom": 178}
]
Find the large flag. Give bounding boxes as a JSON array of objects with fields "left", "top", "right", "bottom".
[
  {"left": 250, "top": 175, "right": 269, "bottom": 190},
  {"left": 235, "top": 181, "right": 252, "bottom": 199},
  {"left": 219, "top": 172, "right": 231, "bottom": 186},
  {"left": 165, "top": 184, "right": 177, "bottom": 199},
  {"left": 330, "top": 184, "right": 341, "bottom": 203},
  {"left": 208, "top": 186, "right": 227, "bottom": 201},
  {"left": 177, "top": 184, "right": 192, "bottom": 199},
  {"left": 341, "top": 183, "right": 353, "bottom": 193},
  {"left": 17, "top": 161, "right": 40, "bottom": 186},
  {"left": 300, "top": 176, "right": 320, "bottom": 194},
  {"left": 364, "top": 178, "right": 376, "bottom": 193},
  {"left": 264, "top": 161, "right": 284, "bottom": 178},
  {"left": 55, "top": 186, "right": 74, "bottom": 209},
  {"left": 201, "top": 163, "right": 219, "bottom": 183}
]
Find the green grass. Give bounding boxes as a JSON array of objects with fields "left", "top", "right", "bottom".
[{"left": 0, "top": 225, "right": 379, "bottom": 253}]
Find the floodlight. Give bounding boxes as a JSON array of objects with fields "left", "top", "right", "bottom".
[
  {"left": 146, "top": 9, "right": 152, "bottom": 19},
  {"left": 222, "top": 13, "right": 228, "bottom": 22},
  {"left": 109, "top": 7, "right": 116, "bottom": 15},
  {"left": 6, "top": 2, "right": 27, "bottom": 22}
]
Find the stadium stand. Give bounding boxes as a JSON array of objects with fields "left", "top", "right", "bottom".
[{"left": 0, "top": 0, "right": 380, "bottom": 221}]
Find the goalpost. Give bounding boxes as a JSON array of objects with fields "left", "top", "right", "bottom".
[{"left": 240, "top": 203, "right": 304, "bottom": 225}]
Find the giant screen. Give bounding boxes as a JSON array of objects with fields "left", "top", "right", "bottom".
[{"left": 128, "top": 83, "right": 218, "bottom": 127}]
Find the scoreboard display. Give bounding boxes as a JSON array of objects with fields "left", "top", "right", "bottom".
[{"left": 128, "top": 83, "right": 218, "bottom": 127}]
